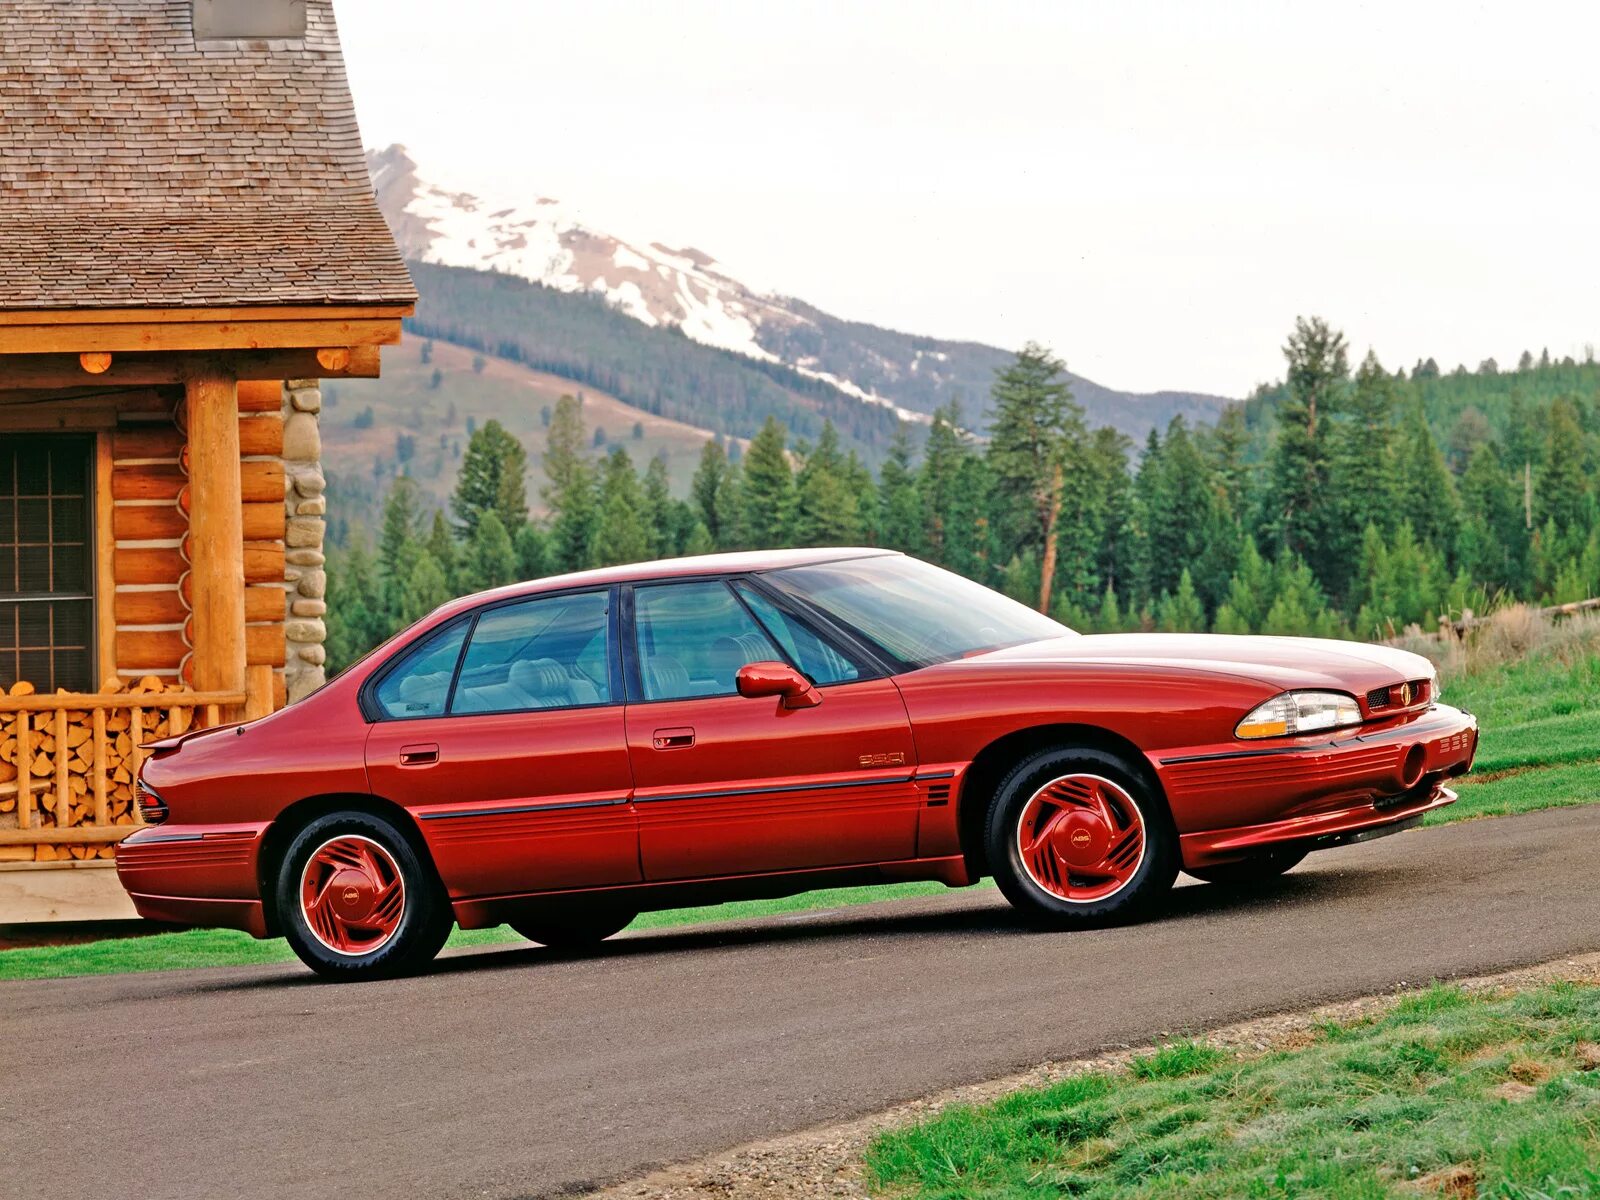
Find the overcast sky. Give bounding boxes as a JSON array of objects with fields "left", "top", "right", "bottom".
[{"left": 337, "top": 1, "right": 1600, "bottom": 398}]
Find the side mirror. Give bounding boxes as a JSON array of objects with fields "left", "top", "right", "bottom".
[{"left": 736, "top": 661, "right": 822, "bottom": 709}]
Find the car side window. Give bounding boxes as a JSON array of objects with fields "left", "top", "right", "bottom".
[
  {"left": 633, "top": 581, "right": 783, "bottom": 701},
  {"left": 733, "top": 583, "right": 862, "bottom": 686},
  {"left": 371, "top": 620, "right": 468, "bottom": 719},
  {"left": 450, "top": 590, "right": 612, "bottom": 715}
]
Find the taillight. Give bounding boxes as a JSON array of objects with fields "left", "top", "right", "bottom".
[{"left": 135, "top": 779, "right": 169, "bottom": 824}]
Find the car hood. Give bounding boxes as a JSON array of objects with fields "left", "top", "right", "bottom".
[{"left": 968, "top": 633, "right": 1436, "bottom": 695}]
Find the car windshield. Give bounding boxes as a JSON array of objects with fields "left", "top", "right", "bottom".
[{"left": 768, "top": 555, "right": 1073, "bottom": 669}]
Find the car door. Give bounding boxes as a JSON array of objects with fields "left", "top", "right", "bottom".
[
  {"left": 623, "top": 577, "right": 919, "bottom": 881},
  {"left": 364, "top": 586, "right": 638, "bottom": 899}
]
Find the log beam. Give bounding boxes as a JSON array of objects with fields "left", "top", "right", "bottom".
[
  {"left": 0, "top": 345, "right": 381, "bottom": 390},
  {"left": 184, "top": 368, "right": 247, "bottom": 712}
]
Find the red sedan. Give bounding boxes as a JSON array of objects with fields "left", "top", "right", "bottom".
[{"left": 117, "top": 549, "right": 1478, "bottom": 980}]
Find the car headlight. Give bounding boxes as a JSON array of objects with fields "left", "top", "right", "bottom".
[{"left": 1236, "top": 691, "right": 1362, "bottom": 739}]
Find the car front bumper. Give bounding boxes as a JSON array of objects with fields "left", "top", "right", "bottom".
[
  {"left": 115, "top": 822, "right": 272, "bottom": 936},
  {"left": 1150, "top": 703, "right": 1478, "bottom": 869}
]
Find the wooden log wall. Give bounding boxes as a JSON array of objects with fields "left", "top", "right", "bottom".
[{"left": 110, "top": 381, "right": 288, "bottom": 690}]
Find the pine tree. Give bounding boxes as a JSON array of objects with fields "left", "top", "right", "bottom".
[
  {"left": 377, "top": 477, "right": 425, "bottom": 623},
  {"left": 466, "top": 510, "right": 519, "bottom": 590},
  {"left": 690, "top": 438, "right": 728, "bottom": 544},
  {"left": 543, "top": 395, "right": 599, "bottom": 572},
  {"left": 1090, "top": 427, "right": 1135, "bottom": 599},
  {"left": 1457, "top": 442, "right": 1523, "bottom": 594},
  {"left": 1156, "top": 569, "right": 1206, "bottom": 632},
  {"left": 1395, "top": 397, "right": 1459, "bottom": 561},
  {"left": 920, "top": 402, "right": 971, "bottom": 566},
  {"left": 877, "top": 426, "right": 922, "bottom": 554},
  {"left": 1262, "top": 551, "right": 1340, "bottom": 638},
  {"left": 591, "top": 448, "right": 651, "bottom": 566},
  {"left": 1139, "top": 416, "right": 1218, "bottom": 605},
  {"left": 425, "top": 510, "right": 459, "bottom": 593},
  {"left": 739, "top": 416, "right": 796, "bottom": 548},
  {"left": 1214, "top": 538, "right": 1274, "bottom": 633},
  {"left": 1328, "top": 350, "right": 1399, "bottom": 599},
  {"left": 452, "top": 419, "right": 528, "bottom": 536},
  {"left": 399, "top": 552, "right": 450, "bottom": 624},
  {"left": 1262, "top": 317, "right": 1348, "bottom": 589},
  {"left": 793, "top": 422, "right": 860, "bottom": 546},
  {"left": 1094, "top": 580, "right": 1122, "bottom": 633},
  {"left": 1535, "top": 397, "right": 1591, "bottom": 564},
  {"left": 641, "top": 454, "right": 674, "bottom": 558},
  {"left": 513, "top": 523, "right": 551, "bottom": 581},
  {"left": 325, "top": 532, "right": 387, "bottom": 672},
  {"left": 987, "top": 343, "right": 1085, "bottom": 611}
]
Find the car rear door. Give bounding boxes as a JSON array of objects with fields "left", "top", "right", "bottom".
[
  {"left": 364, "top": 586, "right": 639, "bottom": 900},
  {"left": 622, "top": 577, "right": 920, "bottom": 881}
]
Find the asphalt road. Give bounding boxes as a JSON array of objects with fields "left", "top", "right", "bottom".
[{"left": 6, "top": 805, "right": 1599, "bottom": 1200}]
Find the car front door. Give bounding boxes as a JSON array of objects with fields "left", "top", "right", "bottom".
[
  {"left": 364, "top": 586, "right": 638, "bottom": 900},
  {"left": 623, "top": 577, "right": 919, "bottom": 881}
]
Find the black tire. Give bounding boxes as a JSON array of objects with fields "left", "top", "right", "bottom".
[
  {"left": 510, "top": 906, "right": 635, "bottom": 950},
  {"left": 985, "top": 745, "right": 1178, "bottom": 928},
  {"left": 1185, "top": 848, "right": 1307, "bottom": 886},
  {"left": 275, "top": 810, "right": 451, "bottom": 982}
]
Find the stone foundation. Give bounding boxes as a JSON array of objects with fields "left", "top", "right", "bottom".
[{"left": 282, "top": 378, "right": 327, "bottom": 701}]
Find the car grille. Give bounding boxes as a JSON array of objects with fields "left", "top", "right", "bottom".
[{"left": 1367, "top": 679, "right": 1431, "bottom": 712}]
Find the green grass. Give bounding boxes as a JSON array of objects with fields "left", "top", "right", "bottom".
[
  {"left": 865, "top": 981, "right": 1600, "bottom": 1199},
  {"left": 0, "top": 879, "right": 955, "bottom": 982},
  {"left": 1426, "top": 634, "right": 1600, "bottom": 825}
]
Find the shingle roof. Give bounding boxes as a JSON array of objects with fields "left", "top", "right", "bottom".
[{"left": 0, "top": 0, "right": 416, "bottom": 310}]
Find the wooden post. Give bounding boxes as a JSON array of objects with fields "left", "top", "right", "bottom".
[
  {"left": 244, "top": 663, "right": 274, "bottom": 721},
  {"left": 185, "top": 367, "right": 247, "bottom": 716}
]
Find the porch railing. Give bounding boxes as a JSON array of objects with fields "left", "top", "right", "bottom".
[{"left": 0, "top": 684, "right": 244, "bottom": 858}]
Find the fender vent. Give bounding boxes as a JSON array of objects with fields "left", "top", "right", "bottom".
[{"left": 925, "top": 783, "right": 951, "bottom": 807}]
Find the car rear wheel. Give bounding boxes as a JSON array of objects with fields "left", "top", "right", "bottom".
[
  {"left": 276, "top": 811, "right": 451, "bottom": 981},
  {"left": 985, "top": 746, "right": 1178, "bottom": 928},
  {"left": 1185, "top": 848, "right": 1307, "bottom": 886},
  {"left": 510, "top": 906, "right": 635, "bottom": 950}
]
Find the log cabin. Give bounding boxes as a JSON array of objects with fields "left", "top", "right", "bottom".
[{"left": 0, "top": 0, "right": 415, "bottom": 922}]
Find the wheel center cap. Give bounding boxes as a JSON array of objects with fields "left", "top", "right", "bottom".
[
  {"left": 1055, "top": 812, "right": 1110, "bottom": 866},
  {"left": 329, "top": 870, "right": 375, "bottom": 920}
]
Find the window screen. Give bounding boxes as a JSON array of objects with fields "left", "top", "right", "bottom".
[{"left": 0, "top": 436, "right": 94, "bottom": 693}]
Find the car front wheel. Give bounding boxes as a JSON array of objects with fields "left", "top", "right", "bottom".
[
  {"left": 1185, "top": 848, "right": 1307, "bottom": 886},
  {"left": 277, "top": 811, "right": 452, "bottom": 981},
  {"left": 985, "top": 746, "right": 1178, "bottom": 928}
]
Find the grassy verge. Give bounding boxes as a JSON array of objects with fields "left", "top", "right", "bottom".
[
  {"left": 866, "top": 981, "right": 1600, "bottom": 1199},
  {"left": 0, "top": 879, "right": 955, "bottom": 982}
]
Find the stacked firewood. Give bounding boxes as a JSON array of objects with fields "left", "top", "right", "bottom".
[{"left": 0, "top": 676, "right": 194, "bottom": 862}]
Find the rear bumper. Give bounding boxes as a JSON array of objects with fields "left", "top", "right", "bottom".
[
  {"left": 1154, "top": 704, "right": 1477, "bottom": 869},
  {"left": 115, "top": 822, "right": 271, "bottom": 937}
]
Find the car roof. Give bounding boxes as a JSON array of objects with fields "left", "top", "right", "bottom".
[{"left": 426, "top": 546, "right": 899, "bottom": 622}]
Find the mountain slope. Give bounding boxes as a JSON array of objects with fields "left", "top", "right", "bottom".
[{"left": 369, "top": 144, "right": 1231, "bottom": 438}]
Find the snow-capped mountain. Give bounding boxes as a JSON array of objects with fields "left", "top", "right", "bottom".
[{"left": 368, "top": 144, "right": 1230, "bottom": 436}]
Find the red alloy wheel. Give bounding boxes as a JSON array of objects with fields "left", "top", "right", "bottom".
[
  {"left": 299, "top": 834, "right": 407, "bottom": 956},
  {"left": 1015, "top": 773, "right": 1146, "bottom": 903}
]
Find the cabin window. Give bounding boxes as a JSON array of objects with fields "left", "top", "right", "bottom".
[{"left": 0, "top": 435, "right": 95, "bottom": 693}]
